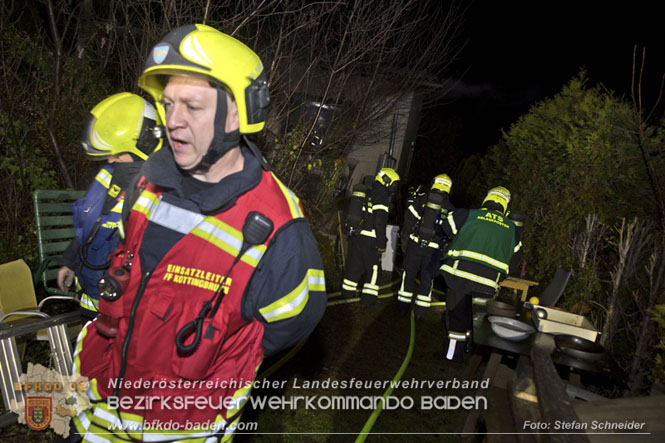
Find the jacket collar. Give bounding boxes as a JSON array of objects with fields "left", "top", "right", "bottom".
[{"left": 143, "top": 143, "right": 263, "bottom": 213}]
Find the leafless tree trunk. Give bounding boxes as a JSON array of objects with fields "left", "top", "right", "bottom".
[
  {"left": 601, "top": 218, "right": 651, "bottom": 348},
  {"left": 570, "top": 214, "right": 605, "bottom": 316},
  {"left": 44, "top": 0, "right": 74, "bottom": 187},
  {"left": 571, "top": 214, "right": 604, "bottom": 270}
]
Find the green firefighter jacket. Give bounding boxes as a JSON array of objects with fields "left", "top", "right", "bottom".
[{"left": 439, "top": 208, "right": 521, "bottom": 292}]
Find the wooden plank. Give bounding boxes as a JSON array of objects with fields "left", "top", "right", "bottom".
[
  {"left": 573, "top": 396, "right": 665, "bottom": 442},
  {"left": 463, "top": 351, "right": 502, "bottom": 433},
  {"left": 39, "top": 227, "right": 75, "bottom": 241},
  {"left": 531, "top": 344, "right": 590, "bottom": 443},
  {"left": 36, "top": 202, "right": 76, "bottom": 213},
  {"left": 462, "top": 352, "right": 484, "bottom": 380},
  {"left": 40, "top": 240, "right": 70, "bottom": 254},
  {"left": 486, "top": 385, "right": 518, "bottom": 443},
  {"left": 506, "top": 276, "right": 540, "bottom": 287},
  {"left": 564, "top": 383, "right": 607, "bottom": 402},
  {"left": 34, "top": 189, "right": 85, "bottom": 200},
  {"left": 501, "top": 277, "right": 539, "bottom": 301},
  {"left": 492, "top": 363, "right": 516, "bottom": 389},
  {"left": 37, "top": 215, "right": 75, "bottom": 227},
  {"left": 509, "top": 357, "right": 540, "bottom": 443}
]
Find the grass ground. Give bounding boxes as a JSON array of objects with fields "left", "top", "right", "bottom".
[{"left": 236, "top": 275, "right": 477, "bottom": 443}]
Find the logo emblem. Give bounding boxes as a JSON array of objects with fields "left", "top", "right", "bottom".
[
  {"left": 25, "top": 397, "right": 52, "bottom": 431},
  {"left": 153, "top": 45, "right": 169, "bottom": 64},
  {"left": 108, "top": 184, "right": 122, "bottom": 198}
]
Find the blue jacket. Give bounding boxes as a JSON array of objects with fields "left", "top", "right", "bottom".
[{"left": 64, "top": 162, "right": 141, "bottom": 314}]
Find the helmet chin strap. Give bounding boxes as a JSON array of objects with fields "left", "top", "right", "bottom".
[
  {"left": 243, "top": 135, "right": 270, "bottom": 171},
  {"left": 188, "top": 87, "right": 241, "bottom": 173}
]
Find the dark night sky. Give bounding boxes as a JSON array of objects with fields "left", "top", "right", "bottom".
[
  {"left": 463, "top": 2, "right": 664, "bottom": 91},
  {"left": 436, "top": 1, "right": 665, "bottom": 156}
]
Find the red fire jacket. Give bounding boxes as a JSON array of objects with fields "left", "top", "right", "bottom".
[{"left": 73, "top": 147, "right": 326, "bottom": 441}]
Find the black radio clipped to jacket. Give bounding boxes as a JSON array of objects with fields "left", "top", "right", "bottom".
[{"left": 98, "top": 266, "right": 131, "bottom": 301}]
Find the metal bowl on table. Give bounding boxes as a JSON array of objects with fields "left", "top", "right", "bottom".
[
  {"left": 554, "top": 334, "right": 605, "bottom": 361},
  {"left": 487, "top": 315, "right": 536, "bottom": 342},
  {"left": 486, "top": 298, "right": 519, "bottom": 318}
]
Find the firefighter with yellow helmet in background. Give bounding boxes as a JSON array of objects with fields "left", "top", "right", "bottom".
[
  {"left": 69, "top": 24, "right": 326, "bottom": 442},
  {"left": 435, "top": 186, "right": 522, "bottom": 363},
  {"left": 57, "top": 92, "right": 163, "bottom": 321},
  {"left": 341, "top": 167, "right": 400, "bottom": 306},
  {"left": 398, "top": 173, "right": 455, "bottom": 319}
]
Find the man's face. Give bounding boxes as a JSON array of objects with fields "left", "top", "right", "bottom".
[{"left": 162, "top": 75, "right": 239, "bottom": 171}]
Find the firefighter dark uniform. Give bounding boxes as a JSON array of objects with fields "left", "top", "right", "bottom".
[
  {"left": 398, "top": 174, "right": 454, "bottom": 319},
  {"left": 341, "top": 168, "right": 400, "bottom": 306},
  {"left": 342, "top": 175, "right": 374, "bottom": 236},
  {"left": 436, "top": 186, "right": 521, "bottom": 363},
  {"left": 71, "top": 24, "right": 326, "bottom": 442}
]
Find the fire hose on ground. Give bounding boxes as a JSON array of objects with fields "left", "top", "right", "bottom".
[{"left": 256, "top": 277, "right": 477, "bottom": 439}]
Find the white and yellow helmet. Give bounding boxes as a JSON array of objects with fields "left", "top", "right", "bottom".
[
  {"left": 482, "top": 186, "right": 511, "bottom": 214},
  {"left": 81, "top": 92, "right": 163, "bottom": 160},
  {"left": 375, "top": 168, "right": 400, "bottom": 186},
  {"left": 431, "top": 173, "right": 452, "bottom": 194}
]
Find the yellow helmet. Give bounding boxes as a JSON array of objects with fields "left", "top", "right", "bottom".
[
  {"left": 81, "top": 92, "right": 163, "bottom": 161},
  {"left": 138, "top": 24, "right": 269, "bottom": 134},
  {"left": 482, "top": 186, "right": 511, "bottom": 214},
  {"left": 375, "top": 168, "right": 400, "bottom": 186},
  {"left": 431, "top": 173, "right": 452, "bottom": 193}
]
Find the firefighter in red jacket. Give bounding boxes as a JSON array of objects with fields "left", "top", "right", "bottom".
[
  {"left": 341, "top": 168, "right": 400, "bottom": 306},
  {"left": 70, "top": 24, "right": 326, "bottom": 442},
  {"left": 435, "top": 186, "right": 521, "bottom": 363}
]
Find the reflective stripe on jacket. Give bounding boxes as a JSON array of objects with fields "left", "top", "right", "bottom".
[
  {"left": 360, "top": 185, "right": 390, "bottom": 249},
  {"left": 441, "top": 208, "right": 516, "bottom": 289}
]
